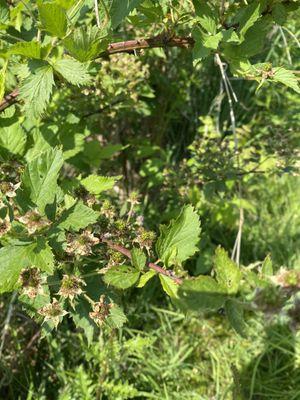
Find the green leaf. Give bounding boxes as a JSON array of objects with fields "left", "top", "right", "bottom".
[
  {"left": 177, "top": 276, "right": 226, "bottom": 311},
  {"left": 0, "top": 62, "right": 6, "bottom": 101},
  {"left": 8, "top": 42, "right": 42, "bottom": 59},
  {"left": 38, "top": 1, "right": 67, "bottom": 38},
  {"left": 19, "top": 148, "right": 64, "bottom": 214},
  {"left": 272, "top": 67, "right": 300, "bottom": 93},
  {"left": 0, "top": 245, "right": 28, "bottom": 293},
  {"left": 106, "top": 304, "right": 127, "bottom": 329},
  {"left": 214, "top": 247, "right": 241, "bottom": 294},
  {"left": 137, "top": 270, "right": 156, "bottom": 288},
  {"left": 272, "top": 3, "right": 287, "bottom": 25},
  {"left": 203, "top": 32, "right": 222, "bottom": 50},
  {"left": 53, "top": 58, "right": 91, "bottom": 86},
  {"left": 100, "top": 0, "right": 143, "bottom": 29},
  {"left": 103, "top": 265, "right": 140, "bottom": 289},
  {"left": 131, "top": 248, "right": 146, "bottom": 271},
  {"left": 0, "top": 243, "right": 50, "bottom": 294},
  {"left": 192, "top": 0, "right": 217, "bottom": 34},
  {"left": 261, "top": 254, "right": 273, "bottom": 276},
  {"left": 19, "top": 61, "right": 55, "bottom": 118},
  {"left": 225, "top": 299, "right": 247, "bottom": 338},
  {"left": 156, "top": 205, "right": 201, "bottom": 267},
  {"left": 28, "top": 237, "right": 55, "bottom": 274},
  {"left": 63, "top": 26, "right": 108, "bottom": 62},
  {"left": 0, "top": 119, "right": 26, "bottom": 158},
  {"left": 192, "top": 28, "right": 211, "bottom": 62},
  {"left": 237, "top": 0, "right": 265, "bottom": 39},
  {"left": 159, "top": 275, "right": 179, "bottom": 298},
  {"left": 0, "top": 0, "right": 9, "bottom": 24},
  {"left": 57, "top": 201, "right": 99, "bottom": 231},
  {"left": 81, "top": 175, "right": 121, "bottom": 195}
]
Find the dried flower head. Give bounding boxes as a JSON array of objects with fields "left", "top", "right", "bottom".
[
  {"left": 58, "top": 275, "right": 86, "bottom": 300},
  {"left": 38, "top": 298, "right": 68, "bottom": 328},
  {"left": 0, "top": 181, "right": 20, "bottom": 198},
  {"left": 128, "top": 191, "right": 140, "bottom": 206},
  {"left": 18, "top": 210, "right": 50, "bottom": 234},
  {"left": 0, "top": 215, "right": 11, "bottom": 237},
  {"left": 101, "top": 200, "right": 116, "bottom": 219},
  {"left": 19, "top": 267, "right": 44, "bottom": 298},
  {"left": 133, "top": 227, "right": 156, "bottom": 252},
  {"left": 271, "top": 268, "right": 300, "bottom": 289},
  {"left": 66, "top": 230, "right": 100, "bottom": 257},
  {"left": 89, "top": 295, "right": 113, "bottom": 326}
]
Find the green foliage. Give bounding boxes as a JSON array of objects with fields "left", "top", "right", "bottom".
[
  {"left": 156, "top": 205, "right": 201, "bottom": 267},
  {"left": 19, "top": 61, "right": 55, "bottom": 118},
  {"left": 213, "top": 247, "right": 241, "bottom": 294},
  {"left": 103, "top": 265, "right": 140, "bottom": 289},
  {"left": 81, "top": 174, "right": 122, "bottom": 194},
  {"left": 0, "top": 0, "right": 299, "bottom": 363},
  {"left": 19, "top": 148, "right": 64, "bottom": 214},
  {"left": 53, "top": 58, "right": 91, "bottom": 86},
  {"left": 38, "top": 1, "right": 68, "bottom": 38}
]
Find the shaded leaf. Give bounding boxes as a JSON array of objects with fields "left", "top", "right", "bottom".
[
  {"left": 225, "top": 299, "right": 247, "bottom": 338},
  {"left": 103, "top": 265, "right": 140, "bottom": 289}
]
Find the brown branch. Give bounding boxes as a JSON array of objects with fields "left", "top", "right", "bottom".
[
  {"left": 102, "top": 238, "right": 183, "bottom": 284},
  {"left": 0, "top": 35, "right": 194, "bottom": 114},
  {"left": 0, "top": 88, "right": 19, "bottom": 112}
]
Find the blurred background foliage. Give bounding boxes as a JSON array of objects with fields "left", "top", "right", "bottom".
[{"left": 0, "top": 0, "right": 300, "bottom": 398}]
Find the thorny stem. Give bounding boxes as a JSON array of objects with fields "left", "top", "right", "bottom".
[
  {"left": 0, "top": 35, "right": 194, "bottom": 113},
  {"left": 101, "top": 238, "right": 183, "bottom": 284}
]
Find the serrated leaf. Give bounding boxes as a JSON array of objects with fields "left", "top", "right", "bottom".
[
  {"left": 100, "top": 0, "right": 143, "bottom": 29},
  {"left": 0, "top": 0, "right": 9, "bottom": 24},
  {"left": 131, "top": 248, "right": 146, "bottom": 271},
  {"left": 192, "top": 0, "right": 217, "bottom": 34},
  {"left": 261, "top": 254, "right": 273, "bottom": 276},
  {"left": 192, "top": 28, "right": 211, "bottom": 62},
  {"left": 137, "top": 270, "right": 156, "bottom": 288},
  {"left": 19, "top": 61, "right": 55, "bottom": 118},
  {"left": 272, "top": 67, "right": 300, "bottom": 93},
  {"left": 38, "top": 1, "right": 67, "bottom": 38},
  {"left": 63, "top": 26, "right": 108, "bottom": 62},
  {"left": 237, "top": 0, "right": 265, "bottom": 39},
  {"left": 0, "top": 118, "right": 26, "bottom": 158},
  {"left": 106, "top": 304, "right": 127, "bottom": 329},
  {"left": 0, "top": 245, "right": 31, "bottom": 293},
  {"left": 156, "top": 205, "right": 201, "bottom": 267},
  {"left": 57, "top": 201, "right": 99, "bottom": 231},
  {"left": 225, "top": 299, "right": 247, "bottom": 338},
  {"left": 214, "top": 247, "right": 241, "bottom": 294},
  {"left": 103, "top": 265, "right": 140, "bottom": 289},
  {"left": 19, "top": 148, "right": 64, "bottom": 214},
  {"left": 8, "top": 41, "right": 42, "bottom": 59},
  {"left": 203, "top": 32, "right": 222, "bottom": 50},
  {"left": 0, "top": 241, "right": 53, "bottom": 294},
  {"left": 177, "top": 276, "right": 226, "bottom": 311},
  {"left": 81, "top": 175, "right": 121, "bottom": 195},
  {"left": 28, "top": 237, "right": 55, "bottom": 274},
  {"left": 53, "top": 58, "right": 91, "bottom": 86},
  {"left": 159, "top": 275, "right": 179, "bottom": 298}
]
